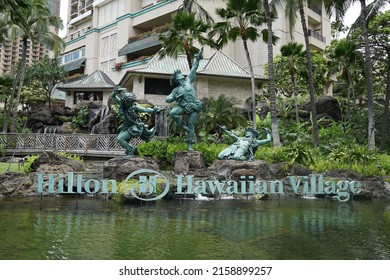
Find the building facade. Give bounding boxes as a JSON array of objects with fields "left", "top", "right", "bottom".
[
  {"left": 60, "top": 0, "right": 332, "bottom": 105},
  {"left": 0, "top": 0, "right": 61, "bottom": 76}
]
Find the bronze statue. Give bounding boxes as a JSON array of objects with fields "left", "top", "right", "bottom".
[
  {"left": 166, "top": 48, "right": 203, "bottom": 150},
  {"left": 111, "top": 86, "right": 162, "bottom": 156},
  {"left": 218, "top": 126, "right": 272, "bottom": 161}
]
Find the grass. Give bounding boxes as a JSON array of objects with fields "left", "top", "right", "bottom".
[{"left": 0, "top": 162, "right": 21, "bottom": 174}]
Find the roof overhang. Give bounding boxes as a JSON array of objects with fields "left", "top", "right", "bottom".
[
  {"left": 62, "top": 58, "right": 86, "bottom": 72},
  {"left": 118, "top": 34, "right": 162, "bottom": 57}
]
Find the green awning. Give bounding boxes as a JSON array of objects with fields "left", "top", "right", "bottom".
[
  {"left": 62, "top": 58, "right": 86, "bottom": 72},
  {"left": 118, "top": 34, "right": 162, "bottom": 56}
]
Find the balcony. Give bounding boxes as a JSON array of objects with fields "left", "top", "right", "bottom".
[
  {"left": 308, "top": 4, "right": 321, "bottom": 16},
  {"left": 133, "top": 0, "right": 179, "bottom": 30},
  {"left": 68, "top": 10, "right": 93, "bottom": 27},
  {"left": 308, "top": 29, "right": 326, "bottom": 43},
  {"left": 64, "top": 26, "right": 92, "bottom": 43}
]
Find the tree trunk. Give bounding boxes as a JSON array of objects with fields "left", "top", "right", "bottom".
[
  {"left": 290, "top": 61, "right": 299, "bottom": 123},
  {"left": 242, "top": 38, "right": 257, "bottom": 130},
  {"left": 360, "top": 0, "right": 376, "bottom": 149},
  {"left": 2, "top": 70, "right": 20, "bottom": 132},
  {"left": 299, "top": 4, "right": 319, "bottom": 147},
  {"left": 380, "top": 51, "right": 390, "bottom": 150},
  {"left": 264, "top": 0, "right": 281, "bottom": 146},
  {"left": 10, "top": 36, "right": 28, "bottom": 132}
]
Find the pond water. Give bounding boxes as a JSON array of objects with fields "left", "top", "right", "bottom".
[{"left": 1, "top": 197, "right": 390, "bottom": 260}]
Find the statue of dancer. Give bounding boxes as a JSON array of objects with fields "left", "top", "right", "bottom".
[
  {"left": 111, "top": 86, "right": 162, "bottom": 157},
  {"left": 218, "top": 126, "right": 272, "bottom": 161},
  {"left": 166, "top": 48, "right": 203, "bottom": 150}
]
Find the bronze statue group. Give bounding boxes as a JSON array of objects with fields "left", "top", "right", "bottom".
[{"left": 111, "top": 48, "right": 271, "bottom": 160}]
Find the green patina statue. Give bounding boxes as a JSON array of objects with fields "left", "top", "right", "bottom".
[
  {"left": 111, "top": 86, "right": 162, "bottom": 156},
  {"left": 166, "top": 48, "right": 203, "bottom": 150},
  {"left": 217, "top": 126, "right": 272, "bottom": 161}
]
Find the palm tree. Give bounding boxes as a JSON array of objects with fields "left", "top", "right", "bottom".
[
  {"left": 197, "top": 95, "right": 247, "bottom": 142},
  {"left": 0, "top": 0, "right": 64, "bottom": 132},
  {"left": 283, "top": 0, "right": 321, "bottom": 147},
  {"left": 159, "top": 11, "right": 213, "bottom": 70},
  {"left": 326, "top": 39, "right": 363, "bottom": 123},
  {"left": 280, "top": 42, "right": 304, "bottom": 123},
  {"left": 263, "top": 0, "right": 281, "bottom": 146},
  {"left": 0, "top": 0, "right": 29, "bottom": 20},
  {"left": 325, "top": 0, "right": 389, "bottom": 149},
  {"left": 209, "top": 0, "right": 266, "bottom": 130}
]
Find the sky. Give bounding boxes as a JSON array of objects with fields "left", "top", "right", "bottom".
[{"left": 57, "top": 0, "right": 378, "bottom": 38}]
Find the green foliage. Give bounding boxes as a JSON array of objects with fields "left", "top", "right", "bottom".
[
  {"left": 272, "top": 50, "right": 327, "bottom": 97},
  {"left": 71, "top": 106, "right": 88, "bottom": 129},
  {"left": 24, "top": 55, "right": 67, "bottom": 108},
  {"left": 110, "top": 178, "right": 166, "bottom": 204},
  {"left": 56, "top": 115, "right": 69, "bottom": 123},
  {"left": 159, "top": 11, "right": 214, "bottom": 69},
  {"left": 193, "top": 142, "right": 228, "bottom": 166},
  {"left": 0, "top": 144, "right": 3, "bottom": 158},
  {"left": 22, "top": 155, "right": 39, "bottom": 173},
  {"left": 196, "top": 95, "right": 247, "bottom": 142},
  {"left": 56, "top": 152, "right": 83, "bottom": 162},
  {"left": 137, "top": 140, "right": 226, "bottom": 166}
]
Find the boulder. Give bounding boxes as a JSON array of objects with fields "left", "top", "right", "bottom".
[
  {"left": 173, "top": 150, "right": 206, "bottom": 175},
  {"left": 91, "top": 112, "right": 118, "bottom": 134},
  {"left": 0, "top": 172, "right": 35, "bottom": 197},
  {"left": 30, "top": 152, "right": 85, "bottom": 172},
  {"left": 301, "top": 96, "right": 342, "bottom": 121},
  {"left": 289, "top": 164, "right": 313, "bottom": 176},
  {"left": 29, "top": 108, "right": 55, "bottom": 125},
  {"left": 208, "top": 159, "right": 273, "bottom": 181},
  {"left": 56, "top": 122, "right": 73, "bottom": 134},
  {"left": 103, "top": 157, "right": 160, "bottom": 181}
]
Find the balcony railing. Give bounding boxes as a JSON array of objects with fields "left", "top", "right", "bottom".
[
  {"left": 308, "top": 4, "right": 322, "bottom": 16},
  {"left": 308, "top": 29, "right": 326, "bottom": 43}
]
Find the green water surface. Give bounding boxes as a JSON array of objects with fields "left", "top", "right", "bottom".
[{"left": 1, "top": 197, "right": 390, "bottom": 260}]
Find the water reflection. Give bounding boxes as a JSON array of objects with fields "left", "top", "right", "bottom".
[{"left": 0, "top": 198, "right": 389, "bottom": 260}]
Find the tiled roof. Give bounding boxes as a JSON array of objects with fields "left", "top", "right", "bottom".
[
  {"left": 126, "top": 51, "right": 266, "bottom": 80},
  {"left": 56, "top": 70, "right": 115, "bottom": 90}
]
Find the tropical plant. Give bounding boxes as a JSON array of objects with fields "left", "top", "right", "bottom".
[
  {"left": 158, "top": 11, "right": 214, "bottom": 69},
  {"left": 280, "top": 42, "right": 305, "bottom": 123},
  {"left": 196, "top": 95, "right": 247, "bottom": 142},
  {"left": 0, "top": 75, "right": 13, "bottom": 118},
  {"left": 0, "top": 0, "right": 64, "bottom": 132},
  {"left": 262, "top": 0, "right": 281, "bottom": 146},
  {"left": 325, "top": 0, "right": 390, "bottom": 149},
  {"left": 283, "top": 0, "right": 321, "bottom": 147},
  {"left": 325, "top": 39, "right": 363, "bottom": 123},
  {"left": 209, "top": 0, "right": 266, "bottom": 130},
  {"left": 363, "top": 11, "right": 390, "bottom": 150},
  {"left": 24, "top": 56, "right": 67, "bottom": 110},
  {"left": 71, "top": 106, "right": 88, "bottom": 129}
]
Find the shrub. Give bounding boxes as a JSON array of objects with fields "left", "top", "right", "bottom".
[
  {"left": 22, "top": 155, "right": 40, "bottom": 173},
  {"left": 56, "top": 152, "right": 83, "bottom": 162},
  {"left": 71, "top": 106, "right": 88, "bottom": 129}
]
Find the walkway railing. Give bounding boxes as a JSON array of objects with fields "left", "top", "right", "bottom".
[{"left": 0, "top": 133, "right": 132, "bottom": 157}]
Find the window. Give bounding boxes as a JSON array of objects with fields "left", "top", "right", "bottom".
[
  {"left": 72, "top": 51, "right": 80, "bottom": 60},
  {"left": 74, "top": 91, "right": 103, "bottom": 104},
  {"left": 65, "top": 54, "right": 72, "bottom": 63},
  {"left": 145, "top": 78, "right": 173, "bottom": 95}
]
